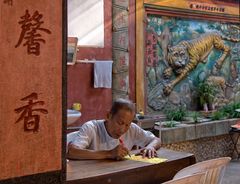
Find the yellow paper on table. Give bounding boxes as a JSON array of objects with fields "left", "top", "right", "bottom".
[{"left": 125, "top": 155, "right": 167, "bottom": 164}]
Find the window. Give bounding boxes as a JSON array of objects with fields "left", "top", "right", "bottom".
[{"left": 68, "top": 0, "right": 104, "bottom": 47}]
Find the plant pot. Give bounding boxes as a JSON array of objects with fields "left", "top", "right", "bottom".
[
  {"left": 209, "top": 102, "right": 215, "bottom": 111},
  {"left": 203, "top": 103, "right": 208, "bottom": 112}
]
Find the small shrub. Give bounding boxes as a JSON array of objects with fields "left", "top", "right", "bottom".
[
  {"left": 165, "top": 106, "right": 187, "bottom": 121},
  {"left": 191, "top": 111, "right": 201, "bottom": 123},
  {"left": 220, "top": 102, "right": 240, "bottom": 118},
  {"left": 211, "top": 110, "right": 227, "bottom": 120}
]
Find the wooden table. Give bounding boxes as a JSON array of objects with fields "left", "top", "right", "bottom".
[{"left": 67, "top": 148, "right": 195, "bottom": 184}]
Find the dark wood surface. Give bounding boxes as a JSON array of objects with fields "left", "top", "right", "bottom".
[{"left": 67, "top": 148, "right": 195, "bottom": 184}]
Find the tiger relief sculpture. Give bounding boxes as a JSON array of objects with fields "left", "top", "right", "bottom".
[{"left": 163, "top": 33, "right": 239, "bottom": 96}]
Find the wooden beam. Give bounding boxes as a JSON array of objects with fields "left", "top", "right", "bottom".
[{"left": 136, "top": 0, "right": 145, "bottom": 113}]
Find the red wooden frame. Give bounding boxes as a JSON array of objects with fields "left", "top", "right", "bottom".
[{"left": 76, "top": 0, "right": 112, "bottom": 60}]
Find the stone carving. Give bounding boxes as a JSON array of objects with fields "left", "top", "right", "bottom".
[
  {"left": 112, "top": 0, "right": 129, "bottom": 101},
  {"left": 148, "top": 82, "right": 168, "bottom": 110},
  {"left": 113, "top": 49, "right": 129, "bottom": 73},
  {"left": 113, "top": 30, "right": 129, "bottom": 51},
  {"left": 163, "top": 33, "right": 239, "bottom": 96},
  {"left": 113, "top": 7, "right": 128, "bottom": 30},
  {"left": 146, "top": 16, "right": 240, "bottom": 112},
  {"left": 112, "top": 72, "right": 129, "bottom": 93},
  {"left": 205, "top": 76, "right": 230, "bottom": 109},
  {"left": 113, "top": 0, "right": 129, "bottom": 8}
]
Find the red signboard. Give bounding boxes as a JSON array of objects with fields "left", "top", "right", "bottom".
[{"left": 0, "top": 0, "right": 62, "bottom": 180}]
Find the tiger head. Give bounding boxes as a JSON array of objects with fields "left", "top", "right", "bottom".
[{"left": 167, "top": 44, "right": 189, "bottom": 75}]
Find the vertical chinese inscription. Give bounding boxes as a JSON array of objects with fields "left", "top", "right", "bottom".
[
  {"left": 118, "top": 34, "right": 126, "bottom": 48},
  {"left": 14, "top": 93, "right": 48, "bottom": 132},
  {"left": 146, "top": 29, "right": 158, "bottom": 67},
  {"left": 119, "top": 55, "right": 126, "bottom": 66},
  {"left": 3, "top": 0, "right": 13, "bottom": 6},
  {"left": 15, "top": 10, "right": 51, "bottom": 56}
]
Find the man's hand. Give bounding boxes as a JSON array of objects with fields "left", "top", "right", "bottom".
[
  {"left": 137, "top": 147, "right": 157, "bottom": 158},
  {"left": 110, "top": 145, "right": 130, "bottom": 160}
]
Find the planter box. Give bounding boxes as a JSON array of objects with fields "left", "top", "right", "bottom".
[{"left": 155, "top": 118, "right": 240, "bottom": 144}]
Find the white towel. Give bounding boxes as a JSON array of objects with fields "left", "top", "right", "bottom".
[{"left": 94, "top": 61, "right": 113, "bottom": 88}]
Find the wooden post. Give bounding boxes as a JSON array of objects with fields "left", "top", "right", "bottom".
[
  {"left": 0, "top": 0, "right": 64, "bottom": 183},
  {"left": 136, "top": 0, "right": 145, "bottom": 112}
]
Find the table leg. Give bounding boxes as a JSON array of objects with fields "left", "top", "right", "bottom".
[{"left": 229, "top": 132, "right": 240, "bottom": 160}]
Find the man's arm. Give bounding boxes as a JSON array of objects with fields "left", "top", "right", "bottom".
[
  {"left": 131, "top": 123, "right": 161, "bottom": 158},
  {"left": 68, "top": 144, "right": 112, "bottom": 160},
  {"left": 146, "top": 137, "right": 161, "bottom": 150},
  {"left": 67, "top": 144, "right": 129, "bottom": 160},
  {"left": 141, "top": 137, "right": 161, "bottom": 158}
]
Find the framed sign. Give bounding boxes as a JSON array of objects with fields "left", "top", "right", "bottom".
[{"left": 67, "top": 37, "right": 78, "bottom": 65}]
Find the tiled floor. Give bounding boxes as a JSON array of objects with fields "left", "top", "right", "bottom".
[{"left": 222, "top": 160, "right": 240, "bottom": 184}]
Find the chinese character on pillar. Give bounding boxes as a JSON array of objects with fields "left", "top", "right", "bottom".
[
  {"left": 14, "top": 92, "right": 48, "bottom": 132},
  {"left": 3, "top": 0, "right": 13, "bottom": 6},
  {"left": 15, "top": 9, "right": 51, "bottom": 56}
]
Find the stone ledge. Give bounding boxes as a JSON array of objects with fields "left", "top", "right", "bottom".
[{"left": 155, "top": 118, "right": 239, "bottom": 144}]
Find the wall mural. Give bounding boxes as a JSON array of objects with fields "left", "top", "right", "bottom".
[{"left": 146, "top": 15, "right": 240, "bottom": 113}]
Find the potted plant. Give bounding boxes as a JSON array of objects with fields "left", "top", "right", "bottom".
[{"left": 197, "top": 81, "right": 217, "bottom": 112}]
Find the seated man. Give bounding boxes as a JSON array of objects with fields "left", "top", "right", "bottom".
[{"left": 68, "top": 98, "right": 161, "bottom": 160}]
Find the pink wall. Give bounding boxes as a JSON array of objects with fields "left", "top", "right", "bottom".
[
  {"left": 67, "top": 0, "right": 112, "bottom": 126},
  {"left": 67, "top": 64, "right": 112, "bottom": 125}
]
